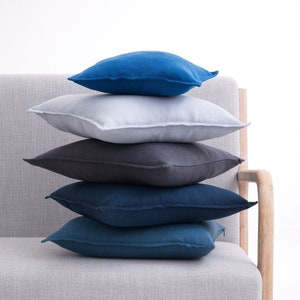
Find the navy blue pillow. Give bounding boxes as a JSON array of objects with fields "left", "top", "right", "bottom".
[
  {"left": 68, "top": 51, "right": 218, "bottom": 96},
  {"left": 46, "top": 182, "right": 257, "bottom": 227},
  {"left": 42, "top": 216, "right": 225, "bottom": 259}
]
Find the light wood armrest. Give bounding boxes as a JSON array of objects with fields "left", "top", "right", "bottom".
[{"left": 238, "top": 169, "right": 274, "bottom": 300}]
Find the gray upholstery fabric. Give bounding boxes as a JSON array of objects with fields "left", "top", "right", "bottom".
[
  {"left": 0, "top": 74, "right": 241, "bottom": 242},
  {"left": 0, "top": 239, "right": 262, "bottom": 300},
  {"left": 0, "top": 75, "right": 262, "bottom": 300}
]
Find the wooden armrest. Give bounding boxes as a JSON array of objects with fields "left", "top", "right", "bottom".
[{"left": 238, "top": 169, "right": 274, "bottom": 300}]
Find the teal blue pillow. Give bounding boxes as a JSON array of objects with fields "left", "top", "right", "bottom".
[
  {"left": 46, "top": 182, "right": 257, "bottom": 227},
  {"left": 68, "top": 51, "right": 218, "bottom": 96},
  {"left": 42, "top": 216, "right": 225, "bottom": 259}
]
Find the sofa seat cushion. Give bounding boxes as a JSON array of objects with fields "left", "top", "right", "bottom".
[{"left": 0, "top": 238, "right": 262, "bottom": 300}]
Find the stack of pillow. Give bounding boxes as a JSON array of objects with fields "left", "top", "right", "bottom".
[{"left": 25, "top": 51, "right": 256, "bottom": 259}]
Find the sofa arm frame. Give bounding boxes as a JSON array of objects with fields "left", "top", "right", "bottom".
[{"left": 238, "top": 169, "right": 274, "bottom": 300}]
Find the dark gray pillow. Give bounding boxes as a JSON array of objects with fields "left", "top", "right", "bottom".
[{"left": 24, "top": 139, "right": 243, "bottom": 187}]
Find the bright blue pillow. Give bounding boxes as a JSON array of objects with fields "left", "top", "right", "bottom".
[
  {"left": 46, "top": 182, "right": 257, "bottom": 227},
  {"left": 68, "top": 51, "right": 218, "bottom": 96},
  {"left": 42, "top": 216, "right": 225, "bottom": 259}
]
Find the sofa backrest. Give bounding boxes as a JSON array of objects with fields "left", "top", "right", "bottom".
[{"left": 0, "top": 74, "right": 242, "bottom": 243}]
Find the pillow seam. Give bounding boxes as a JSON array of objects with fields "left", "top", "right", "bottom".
[{"left": 30, "top": 157, "right": 241, "bottom": 169}]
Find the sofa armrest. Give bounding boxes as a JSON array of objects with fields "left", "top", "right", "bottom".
[{"left": 238, "top": 169, "right": 274, "bottom": 300}]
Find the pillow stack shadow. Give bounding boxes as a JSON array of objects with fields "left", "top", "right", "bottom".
[{"left": 25, "top": 51, "right": 256, "bottom": 259}]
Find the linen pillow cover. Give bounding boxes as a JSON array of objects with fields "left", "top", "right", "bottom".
[
  {"left": 46, "top": 182, "right": 257, "bottom": 227},
  {"left": 28, "top": 94, "right": 247, "bottom": 144},
  {"left": 42, "top": 216, "right": 225, "bottom": 259},
  {"left": 68, "top": 51, "right": 218, "bottom": 96},
  {"left": 24, "top": 139, "right": 243, "bottom": 187}
]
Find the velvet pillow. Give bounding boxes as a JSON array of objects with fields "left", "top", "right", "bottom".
[
  {"left": 42, "top": 216, "right": 225, "bottom": 259},
  {"left": 24, "top": 139, "right": 243, "bottom": 187},
  {"left": 28, "top": 94, "right": 247, "bottom": 144},
  {"left": 68, "top": 51, "right": 218, "bottom": 96},
  {"left": 46, "top": 182, "right": 257, "bottom": 227}
]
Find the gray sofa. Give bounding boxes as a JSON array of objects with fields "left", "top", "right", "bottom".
[{"left": 0, "top": 74, "right": 273, "bottom": 299}]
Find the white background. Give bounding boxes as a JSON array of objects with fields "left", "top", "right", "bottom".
[{"left": 1, "top": 0, "right": 299, "bottom": 299}]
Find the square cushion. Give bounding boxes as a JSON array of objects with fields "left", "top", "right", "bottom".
[
  {"left": 24, "top": 139, "right": 243, "bottom": 187},
  {"left": 42, "top": 216, "right": 225, "bottom": 259},
  {"left": 28, "top": 94, "right": 247, "bottom": 144},
  {"left": 68, "top": 51, "right": 218, "bottom": 96},
  {"left": 46, "top": 182, "right": 257, "bottom": 227}
]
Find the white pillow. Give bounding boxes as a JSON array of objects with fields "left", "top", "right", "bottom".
[{"left": 28, "top": 94, "right": 247, "bottom": 144}]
